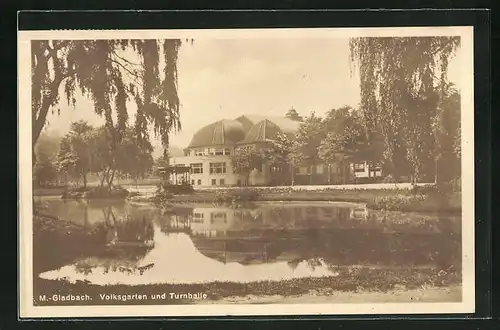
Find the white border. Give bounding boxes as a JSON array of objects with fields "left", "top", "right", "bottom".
[{"left": 18, "top": 26, "right": 475, "bottom": 318}]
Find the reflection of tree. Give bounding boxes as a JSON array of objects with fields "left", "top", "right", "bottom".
[
  {"left": 74, "top": 257, "right": 155, "bottom": 276},
  {"left": 101, "top": 206, "right": 154, "bottom": 243}
]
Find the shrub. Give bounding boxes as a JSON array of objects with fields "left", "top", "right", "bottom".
[
  {"left": 61, "top": 185, "right": 129, "bottom": 199},
  {"left": 368, "top": 194, "right": 427, "bottom": 211},
  {"left": 382, "top": 174, "right": 396, "bottom": 183},
  {"left": 213, "top": 188, "right": 260, "bottom": 206},
  {"left": 158, "top": 183, "right": 194, "bottom": 195}
]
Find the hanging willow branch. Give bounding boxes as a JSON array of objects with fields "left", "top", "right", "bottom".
[
  {"left": 31, "top": 39, "right": 184, "bottom": 155},
  {"left": 349, "top": 36, "right": 460, "bottom": 180}
]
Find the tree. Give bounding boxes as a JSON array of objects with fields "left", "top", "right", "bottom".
[
  {"left": 435, "top": 83, "right": 461, "bottom": 181},
  {"left": 114, "top": 129, "right": 154, "bottom": 184},
  {"left": 319, "top": 107, "right": 374, "bottom": 183},
  {"left": 34, "top": 133, "right": 61, "bottom": 186},
  {"left": 55, "top": 135, "right": 79, "bottom": 185},
  {"left": 33, "top": 151, "right": 57, "bottom": 187},
  {"left": 87, "top": 126, "right": 154, "bottom": 190},
  {"left": 232, "top": 146, "right": 264, "bottom": 186},
  {"left": 31, "top": 39, "right": 183, "bottom": 162},
  {"left": 285, "top": 108, "right": 303, "bottom": 122},
  {"left": 293, "top": 112, "right": 325, "bottom": 184},
  {"left": 349, "top": 36, "right": 460, "bottom": 183},
  {"left": 262, "top": 132, "right": 295, "bottom": 185},
  {"left": 68, "top": 120, "right": 94, "bottom": 187}
]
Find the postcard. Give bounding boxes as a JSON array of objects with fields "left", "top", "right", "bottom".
[{"left": 18, "top": 26, "right": 475, "bottom": 318}]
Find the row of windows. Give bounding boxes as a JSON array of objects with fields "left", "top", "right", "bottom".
[
  {"left": 353, "top": 163, "right": 382, "bottom": 173},
  {"left": 192, "top": 148, "right": 232, "bottom": 156},
  {"left": 190, "top": 178, "right": 226, "bottom": 186},
  {"left": 177, "top": 162, "right": 229, "bottom": 175}
]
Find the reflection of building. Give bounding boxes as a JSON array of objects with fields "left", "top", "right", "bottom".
[
  {"left": 157, "top": 204, "right": 459, "bottom": 267},
  {"left": 160, "top": 204, "right": 370, "bottom": 237}
]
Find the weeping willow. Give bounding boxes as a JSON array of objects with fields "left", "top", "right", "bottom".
[
  {"left": 31, "top": 39, "right": 183, "bottom": 158},
  {"left": 349, "top": 36, "right": 460, "bottom": 182}
]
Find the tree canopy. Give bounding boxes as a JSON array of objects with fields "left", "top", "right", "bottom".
[
  {"left": 349, "top": 36, "right": 461, "bottom": 182},
  {"left": 32, "top": 39, "right": 183, "bottom": 155}
]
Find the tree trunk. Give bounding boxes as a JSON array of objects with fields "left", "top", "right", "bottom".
[
  {"left": 107, "top": 169, "right": 116, "bottom": 190},
  {"left": 100, "top": 168, "right": 109, "bottom": 188},
  {"left": 327, "top": 164, "right": 331, "bottom": 184},
  {"left": 83, "top": 172, "right": 87, "bottom": 188},
  {"left": 309, "top": 165, "right": 314, "bottom": 185}
]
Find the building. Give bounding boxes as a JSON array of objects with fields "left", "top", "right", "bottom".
[
  {"left": 169, "top": 114, "right": 382, "bottom": 187},
  {"left": 169, "top": 114, "right": 301, "bottom": 187}
]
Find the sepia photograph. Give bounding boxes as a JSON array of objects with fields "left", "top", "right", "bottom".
[{"left": 18, "top": 27, "right": 474, "bottom": 318}]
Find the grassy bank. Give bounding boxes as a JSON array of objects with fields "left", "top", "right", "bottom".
[
  {"left": 34, "top": 266, "right": 460, "bottom": 306},
  {"left": 166, "top": 187, "right": 461, "bottom": 213}
]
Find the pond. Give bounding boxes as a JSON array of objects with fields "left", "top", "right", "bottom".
[{"left": 35, "top": 197, "right": 461, "bottom": 288}]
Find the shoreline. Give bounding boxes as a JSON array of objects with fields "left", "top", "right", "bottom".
[
  {"left": 34, "top": 186, "right": 462, "bottom": 214},
  {"left": 207, "top": 285, "right": 462, "bottom": 304}
]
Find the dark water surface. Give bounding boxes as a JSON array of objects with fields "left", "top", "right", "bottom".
[{"left": 36, "top": 197, "right": 461, "bottom": 286}]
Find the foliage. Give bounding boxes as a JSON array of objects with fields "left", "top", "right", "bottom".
[
  {"left": 31, "top": 39, "right": 183, "bottom": 153},
  {"left": 232, "top": 146, "right": 265, "bottom": 185},
  {"left": 292, "top": 112, "right": 325, "bottom": 168},
  {"left": 285, "top": 108, "right": 303, "bottom": 122},
  {"left": 319, "top": 107, "right": 371, "bottom": 164},
  {"left": 262, "top": 132, "right": 295, "bottom": 185},
  {"left": 62, "top": 185, "right": 130, "bottom": 199},
  {"left": 87, "top": 126, "right": 154, "bottom": 190},
  {"left": 55, "top": 135, "right": 79, "bottom": 182},
  {"left": 368, "top": 194, "right": 427, "bottom": 211},
  {"left": 213, "top": 188, "right": 260, "bottom": 207},
  {"left": 33, "top": 152, "right": 57, "bottom": 187},
  {"left": 349, "top": 36, "right": 461, "bottom": 182},
  {"left": 62, "top": 121, "right": 94, "bottom": 187}
]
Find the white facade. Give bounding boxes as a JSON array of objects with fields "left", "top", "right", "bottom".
[{"left": 350, "top": 161, "right": 383, "bottom": 178}]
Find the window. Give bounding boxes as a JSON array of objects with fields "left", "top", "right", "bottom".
[
  {"left": 207, "top": 148, "right": 215, "bottom": 156},
  {"left": 224, "top": 148, "right": 231, "bottom": 155},
  {"left": 211, "top": 212, "right": 227, "bottom": 223},
  {"left": 190, "top": 163, "right": 203, "bottom": 174},
  {"left": 191, "top": 180, "right": 195, "bottom": 185},
  {"left": 209, "top": 162, "right": 226, "bottom": 174},
  {"left": 316, "top": 164, "right": 324, "bottom": 174},
  {"left": 214, "top": 148, "right": 224, "bottom": 155},
  {"left": 211, "top": 179, "right": 217, "bottom": 185},
  {"left": 194, "top": 149, "right": 204, "bottom": 156},
  {"left": 197, "top": 179, "right": 202, "bottom": 185},
  {"left": 193, "top": 212, "right": 204, "bottom": 223},
  {"left": 298, "top": 166, "right": 309, "bottom": 175},
  {"left": 354, "top": 163, "right": 365, "bottom": 173},
  {"left": 220, "top": 179, "right": 225, "bottom": 185}
]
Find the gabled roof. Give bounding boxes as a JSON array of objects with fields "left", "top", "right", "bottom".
[
  {"left": 186, "top": 114, "right": 300, "bottom": 149},
  {"left": 187, "top": 119, "right": 246, "bottom": 148},
  {"left": 236, "top": 114, "right": 300, "bottom": 133},
  {"left": 238, "top": 119, "right": 282, "bottom": 144}
]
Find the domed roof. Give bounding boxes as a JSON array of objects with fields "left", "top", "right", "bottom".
[
  {"left": 238, "top": 119, "right": 284, "bottom": 144},
  {"left": 188, "top": 119, "right": 246, "bottom": 148}
]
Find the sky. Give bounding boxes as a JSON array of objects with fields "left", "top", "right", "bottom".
[{"left": 42, "top": 37, "right": 464, "bottom": 158}]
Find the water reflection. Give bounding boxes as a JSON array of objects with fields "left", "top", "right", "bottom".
[{"left": 36, "top": 198, "right": 461, "bottom": 286}]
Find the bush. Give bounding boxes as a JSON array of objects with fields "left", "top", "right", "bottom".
[
  {"left": 368, "top": 194, "right": 427, "bottom": 211},
  {"left": 213, "top": 188, "right": 260, "bottom": 206},
  {"left": 158, "top": 183, "right": 194, "bottom": 195},
  {"left": 61, "top": 185, "right": 129, "bottom": 199},
  {"left": 382, "top": 174, "right": 396, "bottom": 183}
]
